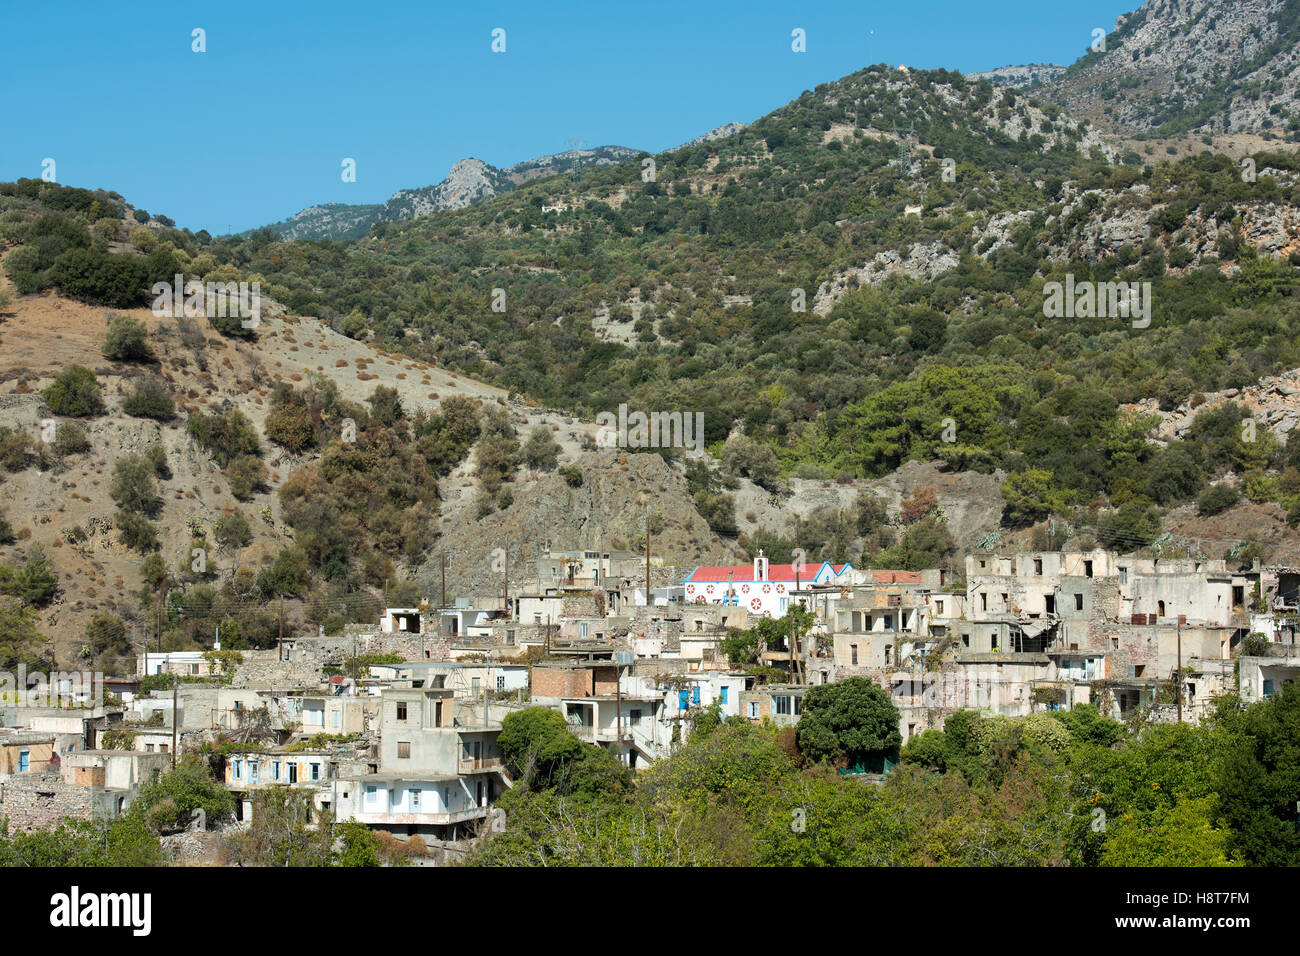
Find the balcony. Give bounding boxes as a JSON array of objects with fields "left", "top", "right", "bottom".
[
  {"left": 566, "top": 723, "right": 637, "bottom": 743},
  {"left": 458, "top": 756, "right": 503, "bottom": 773}
]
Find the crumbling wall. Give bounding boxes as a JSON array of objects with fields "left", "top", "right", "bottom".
[
  {"left": 231, "top": 658, "right": 325, "bottom": 689},
  {"left": 0, "top": 773, "right": 96, "bottom": 832}
]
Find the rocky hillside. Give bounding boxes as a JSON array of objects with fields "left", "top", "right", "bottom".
[
  {"left": 813, "top": 156, "right": 1300, "bottom": 313},
  {"left": 425, "top": 449, "right": 743, "bottom": 601},
  {"left": 683, "top": 122, "right": 747, "bottom": 146},
  {"left": 260, "top": 146, "right": 642, "bottom": 240},
  {"left": 967, "top": 64, "right": 1066, "bottom": 89},
  {"left": 1042, "top": 0, "right": 1300, "bottom": 137}
]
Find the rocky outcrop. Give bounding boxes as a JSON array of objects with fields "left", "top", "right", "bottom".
[
  {"left": 1132, "top": 367, "right": 1300, "bottom": 445},
  {"left": 814, "top": 242, "right": 960, "bottom": 315},
  {"left": 681, "top": 122, "right": 746, "bottom": 147},
  {"left": 259, "top": 146, "right": 643, "bottom": 240},
  {"left": 967, "top": 64, "right": 1066, "bottom": 88},
  {"left": 384, "top": 158, "right": 512, "bottom": 218},
  {"left": 417, "top": 450, "right": 739, "bottom": 601},
  {"left": 1042, "top": 0, "right": 1300, "bottom": 135}
]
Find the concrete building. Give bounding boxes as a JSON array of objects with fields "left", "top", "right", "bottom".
[
  {"left": 0, "top": 732, "right": 57, "bottom": 774},
  {"left": 225, "top": 747, "right": 368, "bottom": 822},
  {"left": 740, "top": 683, "right": 808, "bottom": 727},
  {"left": 297, "top": 692, "right": 380, "bottom": 736},
  {"left": 560, "top": 692, "right": 665, "bottom": 768},
  {"left": 332, "top": 685, "right": 511, "bottom": 838},
  {"left": 375, "top": 661, "right": 529, "bottom": 699},
  {"left": 1238, "top": 647, "right": 1300, "bottom": 705},
  {"left": 380, "top": 607, "right": 426, "bottom": 635},
  {"left": 137, "top": 651, "right": 218, "bottom": 678}
]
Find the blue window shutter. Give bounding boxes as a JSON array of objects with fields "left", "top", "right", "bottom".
[
  {"left": 692, "top": 687, "right": 700, "bottom": 706},
  {"left": 720, "top": 687, "right": 728, "bottom": 704},
  {"left": 679, "top": 691, "right": 689, "bottom": 710}
]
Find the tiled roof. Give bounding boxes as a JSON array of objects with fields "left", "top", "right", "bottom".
[{"left": 687, "top": 564, "right": 807, "bottom": 582}]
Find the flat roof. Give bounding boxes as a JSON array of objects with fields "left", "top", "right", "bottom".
[
  {"left": 401, "top": 662, "right": 527, "bottom": 670},
  {"left": 340, "top": 772, "right": 461, "bottom": 785},
  {"left": 0, "top": 732, "right": 58, "bottom": 744}
]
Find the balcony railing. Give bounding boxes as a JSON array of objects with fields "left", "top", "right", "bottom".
[
  {"left": 567, "top": 723, "right": 637, "bottom": 741},
  {"left": 459, "top": 756, "right": 503, "bottom": 773}
]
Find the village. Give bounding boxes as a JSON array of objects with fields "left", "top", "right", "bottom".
[{"left": 1, "top": 543, "right": 1298, "bottom": 861}]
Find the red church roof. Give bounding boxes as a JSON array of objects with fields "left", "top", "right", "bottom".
[
  {"left": 688, "top": 564, "right": 806, "bottom": 582},
  {"left": 686, "top": 563, "right": 919, "bottom": 584}
]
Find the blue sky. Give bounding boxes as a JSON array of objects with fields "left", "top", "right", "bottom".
[{"left": 0, "top": 0, "right": 1136, "bottom": 234}]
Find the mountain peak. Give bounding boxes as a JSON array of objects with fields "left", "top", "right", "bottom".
[{"left": 1041, "top": 0, "right": 1300, "bottom": 136}]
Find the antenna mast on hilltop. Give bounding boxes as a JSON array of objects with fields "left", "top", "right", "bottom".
[
  {"left": 565, "top": 137, "right": 587, "bottom": 186},
  {"left": 892, "top": 120, "right": 916, "bottom": 175}
]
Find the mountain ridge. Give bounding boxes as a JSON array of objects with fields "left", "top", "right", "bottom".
[
  {"left": 1040, "top": 0, "right": 1300, "bottom": 137},
  {"left": 259, "top": 145, "right": 644, "bottom": 241}
]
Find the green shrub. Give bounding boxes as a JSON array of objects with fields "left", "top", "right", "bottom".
[
  {"left": 213, "top": 510, "right": 253, "bottom": 549},
  {"left": 694, "top": 489, "right": 737, "bottom": 536},
  {"left": 1197, "top": 484, "right": 1240, "bottom": 516},
  {"left": 121, "top": 377, "right": 175, "bottom": 420},
  {"left": 258, "top": 546, "right": 309, "bottom": 597},
  {"left": 228, "top": 454, "right": 268, "bottom": 500},
  {"left": 0, "top": 427, "right": 35, "bottom": 471},
  {"left": 264, "top": 401, "right": 317, "bottom": 452},
  {"left": 53, "top": 422, "right": 90, "bottom": 456},
  {"left": 86, "top": 611, "right": 129, "bottom": 657},
  {"left": 133, "top": 757, "right": 235, "bottom": 834},
  {"left": 11, "top": 545, "right": 58, "bottom": 606},
  {"left": 116, "top": 509, "right": 158, "bottom": 552},
  {"left": 522, "top": 426, "right": 561, "bottom": 471},
  {"left": 101, "top": 314, "right": 152, "bottom": 361},
  {"left": 144, "top": 444, "right": 171, "bottom": 478},
  {"left": 110, "top": 454, "right": 160, "bottom": 516},
  {"left": 43, "top": 365, "right": 104, "bottom": 417},
  {"left": 49, "top": 247, "right": 150, "bottom": 308},
  {"left": 188, "top": 409, "right": 259, "bottom": 465}
]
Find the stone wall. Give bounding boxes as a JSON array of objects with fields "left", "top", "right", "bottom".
[
  {"left": 231, "top": 658, "right": 325, "bottom": 689},
  {"left": 0, "top": 773, "right": 96, "bottom": 833},
  {"left": 561, "top": 592, "right": 605, "bottom": 618}
]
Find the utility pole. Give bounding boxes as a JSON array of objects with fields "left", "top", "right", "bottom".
[
  {"left": 616, "top": 663, "right": 624, "bottom": 767},
  {"left": 792, "top": 525, "right": 802, "bottom": 684},
  {"left": 441, "top": 553, "right": 447, "bottom": 609},
  {"left": 171, "top": 673, "right": 178, "bottom": 771},
  {"left": 503, "top": 547, "right": 510, "bottom": 615},
  {"left": 278, "top": 594, "right": 284, "bottom": 662},
  {"left": 1176, "top": 616, "right": 1183, "bottom": 723},
  {"left": 645, "top": 514, "right": 651, "bottom": 608},
  {"left": 791, "top": 563, "right": 801, "bottom": 686}
]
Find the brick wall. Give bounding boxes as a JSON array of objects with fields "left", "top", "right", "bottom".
[
  {"left": 591, "top": 665, "right": 619, "bottom": 696},
  {"left": 531, "top": 667, "right": 592, "bottom": 700}
]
